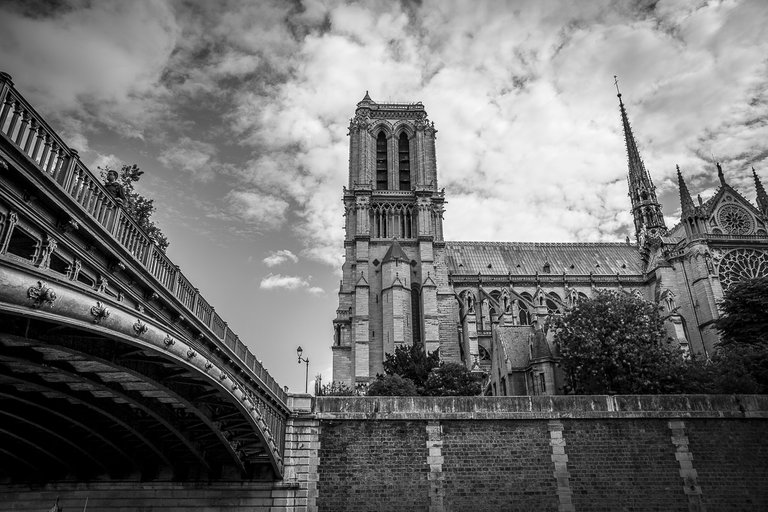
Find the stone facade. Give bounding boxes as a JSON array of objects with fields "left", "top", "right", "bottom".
[{"left": 332, "top": 92, "right": 768, "bottom": 395}]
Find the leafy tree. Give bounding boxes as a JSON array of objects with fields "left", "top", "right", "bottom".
[
  {"left": 367, "top": 374, "right": 419, "bottom": 396},
  {"left": 715, "top": 277, "right": 768, "bottom": 345},
  {"left": 99, "top": 164, "right": 169, "bottom": 252},
  {"left": 423, "top": 362, "right": 482, "bottom": 396},
  {"left": 681, "top": 344, "right": 768, "bottom": 394},
  {"left": 382, "top": 342, "right": 439, "bottom": 391},
  {"left": 554, "top": 290, "right": 685, "bottom": 394}
]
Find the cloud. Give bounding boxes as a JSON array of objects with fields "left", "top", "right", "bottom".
[
  {"left": 0, "top": 0, "right": 179, "bottom": 141},
  {"left": 226, "top": 190, "right": 289, "bottom": 231},
  {"left": 263, "top": 249, "right": 299, "bottom": 267},
  {"left": 260, "top": 273, "right": 324, "bottom": 295},
  {"left": 158, "top": 137, "right": 221, "bottom": 182}
]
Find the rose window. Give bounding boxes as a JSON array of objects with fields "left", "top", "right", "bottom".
[
  {"left": 717, "top": 204, "right": 754, "bottom": 235},
  {"left": 717, "top": 249, "right": 768, "bottom": 290}
]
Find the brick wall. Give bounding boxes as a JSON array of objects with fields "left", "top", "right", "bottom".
[
  {"left": 313, "top": 395, "right": 768, "bottom": 512},
  {"left": 317, "top": 420, "right": 429, "bottom": 511}
]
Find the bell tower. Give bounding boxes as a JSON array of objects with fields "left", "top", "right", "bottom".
[{"left": 332, "top": 93, "right": 446, "bottom": 387}]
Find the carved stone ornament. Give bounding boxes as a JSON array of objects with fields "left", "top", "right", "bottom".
[
  {"left": 220, "top": 371, "right": 228, "bottom": 381},
  {"left": 96, "top": 276, "right": 109, "bottom": 294},
  {"left": 204, "top": 360, "right": 213, "bottom": 371},
  {"left": 160, "top": 334, "right": 173, "bottom": 346},
  {"left": 90, "top": 301, "right": 110, "bottom": 324},
  {"left": 186, "top": 349, "right": 196, "bottom": 359},
  {"left": 37, "top": 236, "right": 57, "bottom": 270},
  {"left": 27, "top": 281, "right": 57, "bottom": 308}
]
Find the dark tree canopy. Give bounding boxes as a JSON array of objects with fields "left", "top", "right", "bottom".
[
  {"left": 715, "top": 277, "right": 768, "bottom": 345},
  {"left": 554, "top": 290, "right": 684, "bottom": 394},
  {"left": 99, "top": 164, "right": 169, "bottom": 252},
  {"left": 367, "top": 374, "right": 419, "bottom": 396},
  {"left": 423, "top": 362, "right": 482, "bottom": 396},
  {"left": 381, "top": 342, "right": 439, "bottom": 391}
]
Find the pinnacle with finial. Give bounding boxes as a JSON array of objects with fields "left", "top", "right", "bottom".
[
  {"left": 754, "top": 166, "right": 768, "bottom": 214},
  {"left": 677, "top": 165, "right": 695, "bottom": 217}
]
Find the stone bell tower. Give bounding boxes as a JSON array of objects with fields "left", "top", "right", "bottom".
[{"left": 331, "top": 92, "right": 447, "bottom": 387}]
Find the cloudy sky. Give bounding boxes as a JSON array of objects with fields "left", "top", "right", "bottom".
[{"left": 2, "top": 0, "right": 767, "bottom": 393}]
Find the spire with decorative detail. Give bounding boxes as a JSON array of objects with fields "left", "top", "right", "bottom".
[
  {"left": 677, "top": 165, "right": 695, "bottom": 217},
  {"left": 615, "top": 76, "right": 667, "bottom": 244},
  {"left": 754, "top": 167, "right": 768, "bottom": 215}
]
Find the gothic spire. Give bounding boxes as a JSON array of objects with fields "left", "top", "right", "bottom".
[
  {"left": 615, "top": 77, "right": 667, "bottom": 243},
  {"left": 717, "top": 162, "right": 726, "bottom": 186},
  {"left": 677, "top": 165, "right": 695, "bottom": 217},
  {"left": 754, "top": 167, "right": 768, "bottom": 214}
]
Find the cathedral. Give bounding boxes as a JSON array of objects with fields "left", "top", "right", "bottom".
[{"left": 331, "top": 90, "right": 768, "bottom": 396}]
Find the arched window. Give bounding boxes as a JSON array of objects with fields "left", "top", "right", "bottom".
[
  {"left": 398, "top": 132, "right": 410, "bottom": 191},
  {"left": 519, "top": 293, "right": 533, "bottom": 325},
  {"left": 376, "top": 132, "right": 388, "bottom": 190},
  {"left": 411, "top": 283, "right": 422, "bottom": 346},
  {"left": 546, "top": 292, "right": 561, "bottom": 314}
]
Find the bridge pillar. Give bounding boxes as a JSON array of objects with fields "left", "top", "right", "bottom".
[{"left": 280, "top": 394, "right": 320, "bottom": 511}]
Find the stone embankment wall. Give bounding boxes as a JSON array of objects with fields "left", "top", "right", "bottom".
[
  {"left": 310, "top": 395, "right": 768, "bottom": 512},
  {"left": 2, "top": 395, "right": 766, "bottom": 511}
]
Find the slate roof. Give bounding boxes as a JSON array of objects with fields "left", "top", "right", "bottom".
[{"left": 445, "top": 241, "right": 643, "bottom": 276}]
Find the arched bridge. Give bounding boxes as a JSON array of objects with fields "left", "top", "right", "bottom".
[{"left": 0, "top": 72, "right": 290, "bottom": 483}]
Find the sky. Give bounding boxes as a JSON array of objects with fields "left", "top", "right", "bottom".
[{"left": 1, "top": 0, "right": 767, "bottom": 394}]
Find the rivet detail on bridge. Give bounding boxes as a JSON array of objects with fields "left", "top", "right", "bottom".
[
  {"left": 90, "top": 301, "right": 110, "bottom": 323},
  {"left": 133, "top": 320, "right": 149, "bottom": 336},
  {"left": 27, "top": 281, "right": 57, "bottom": 308}
]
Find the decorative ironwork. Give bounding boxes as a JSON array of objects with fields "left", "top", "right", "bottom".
[
  {"left": 163, "top": 333, "right": 174, "bottom": 346},
  {"left": 204, "top": 360, "right": 213, "bottom": 371},
  {"left": 717, "top": 248, "right": 768, "bottom": 290},
  {"left": 717, "top": 204, "right": 754, "bottom": 235},
  {"left": 90, "top": 301, "right": 110, "bottom": 323},
  {"left": 186, "top": 348, "right": 196, "bottom": 359},
  {"left": 27, "top": 281, "right": 56, "bottom": 308}
]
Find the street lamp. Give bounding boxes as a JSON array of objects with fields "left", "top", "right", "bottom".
[{"left": 296, "top": 346, "right": 309, "bottom": 394}]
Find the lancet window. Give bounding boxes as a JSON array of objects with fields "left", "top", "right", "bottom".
[
  {"left": 398, "top": 132, "right": 411, "bottom": 190},
  {"left": 369, "top": 202, "right": 416, "bottom": 239},
  {"left": 376, "top": 132, "right": 388, "bottom": 190}
]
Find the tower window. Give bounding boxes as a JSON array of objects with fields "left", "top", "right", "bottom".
[
  {"left": 376, "top": 132, "right": 388, "bottom": 190},
  {"left": 398, "top": 133, "right": 410, "bottom": 191}
]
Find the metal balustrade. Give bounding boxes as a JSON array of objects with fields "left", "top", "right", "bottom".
[{"left": 0, "top": 72, "right": 287, "bottom": 406}]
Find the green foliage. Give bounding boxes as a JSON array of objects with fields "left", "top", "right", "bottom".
[
  {"left": 315, "top": 380, "right": 361, "bottom": 396},
  {"left": 423, "top": 362, "right": 482, "bottom": 396},
  {"left": 554, "top": 290, "right": 685, "bottom": 394},
  {"left": 715, "top": 277, "right": 768, "bottom": 346},
  {"left": 99, "top": 164, "right": 169, "bottom": 252},
  {"left": 382, "top": 343, "right": 439, "bottom": 390},
  {"left": 367, "top": 374, "right": 419, "bottom": 396},
  {"left": 681, "top": 343, "right": 768, "bottom": 394}
]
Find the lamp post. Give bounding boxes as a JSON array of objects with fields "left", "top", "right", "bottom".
[{"left": 296, "top": 346, "right": 309, "bottom": 394}]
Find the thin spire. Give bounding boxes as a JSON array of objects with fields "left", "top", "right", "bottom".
[
  {"left": 677, "top": 165, "right": 695, "bottom": 217},
  {"left": 754, "top": 167, "right": 768, "bottom": 214},
  {"left": 616, "top": 79, "right": 667, "bottom": 243}
]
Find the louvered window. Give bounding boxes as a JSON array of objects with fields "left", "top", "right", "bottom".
[
  {"left": 376, "top": 132, "right": 388, "bottom": 190},
  {"left": 398, "top": 132, "right": 410, "bottom": 190}
]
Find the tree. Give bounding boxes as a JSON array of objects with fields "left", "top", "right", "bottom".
[
  {"left": 367, "top": 374, "right": 419, "bottom": 396},
  {"left": 554, "top": 290, "right": 685, "bottom": 394},
  {"left": 715, "top": 277, "right": 768, "bottom": 345},
  {"left": 381, "top": 342, "right": 439, "bottom": 392},
  {"left": 423, "top": 362, "right": 482, "bottom": 396},
  {"left": 99, "top": 164, "right": 169, "bottom": 252}
]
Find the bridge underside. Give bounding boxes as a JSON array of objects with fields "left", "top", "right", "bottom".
[{"left": 0, "top": 311, "right": 277, "bottom": 483}]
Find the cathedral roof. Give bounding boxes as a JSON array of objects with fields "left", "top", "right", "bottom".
[{"left": 445, "top": 241, "right": 643, "bottom": 276}]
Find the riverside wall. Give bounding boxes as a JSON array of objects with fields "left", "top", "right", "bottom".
[{"left": 2, "top": 395, "right": 767, "bottom": 511}]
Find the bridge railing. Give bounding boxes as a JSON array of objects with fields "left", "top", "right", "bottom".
[{"left": 0, "top": 72, "right": 287, "bottom": 405}]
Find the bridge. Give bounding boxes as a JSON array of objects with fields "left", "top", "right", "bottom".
[{"left": 0, "top": 72, "right": 292, "bottom": 484}]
